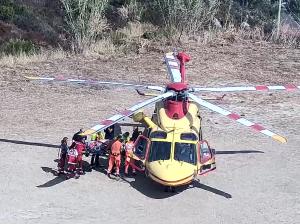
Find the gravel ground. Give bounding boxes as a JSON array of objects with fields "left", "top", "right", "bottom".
[{"left": 0, "top": 41, "right": 299, "bottom": 224}]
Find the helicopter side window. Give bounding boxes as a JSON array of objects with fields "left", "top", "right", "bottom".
[
  {"left": 148, "top": 141, "right": 171, "bottom": 162},
  {"left": 134, "top": 137, "right": 149, "bottom": 160},
  {"left": 200, "top": 141, "right": 212, "bottom": 163},
  {"left": 150, "top": 131, "right": 167, "bottom": 139},
  {"left": 180, "top": 133, "right": 198, "bottom": 141},
  {"left": 174, "top": 143, "right": 197, "bottom": 165}
]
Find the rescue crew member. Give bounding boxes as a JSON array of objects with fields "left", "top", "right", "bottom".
[
  {"left": 91, "top": 131, "right": 104, "bottom": 141},
  {"left": 89, "top": 136, "right": 100, "bottom": 168},
  {"left": 124, "top": 137, "right": 136, "bottom": 176},
  {"left": 58, "top": 137, "right": 69, "bottom": 174},
  {"left": 107, "top": 135, "right": 122, "bottom": 178},
  {"left": 72, "top": 129, "right": 87, "bottom": 142},
  {"left": 66, "top": 146, "right": 78, "bottom": 179},
  {"left": 122, "top": 132, "right": 130, "bottom": 143},
  {"left": 104, "top": 127, "right": 114, "bottom": 140},
  {"left": 132, "top": 127, "right": 139, "bottom": 142},
  {"left": 104, "top": 124, "right": 122, "bottom": 140},
  {"left": 90, "top": 131, "right": 105, "bottom": 168},
  {"left": 69, "top": 136, "right": 86, "bottom": 175}
]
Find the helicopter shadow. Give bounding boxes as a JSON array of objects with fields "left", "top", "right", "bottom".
[
  {"left": 192, "top": 180, "right": 232, "bottom": 198},
  {"left": 0, "top": 138, "right": 59, "bottom": 148},
  {"left": 119, "top": 174, "right": 232, "bottom": 199},
  {"left": 216, "top": 150, "right": 264, "bottom": 155},
  {"left": 119, "top": 174, "right": 180, "bottom": 199}
]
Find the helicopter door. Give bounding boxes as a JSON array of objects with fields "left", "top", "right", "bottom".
[
  {"left": 198, "top": 140, "right": 216, "bottom": 175},
  {"left": 132, "top": 135, "right": 150, "bottom": 172}
]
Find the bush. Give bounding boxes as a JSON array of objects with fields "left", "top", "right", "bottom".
[
  {"left": 144, "top": 0, "right": 220, "bottom": 38},
  {"left": 61, "top": 0, "right": 109, "bottom": 53},
  {"left": 0, "top": 39, "right": 40, "bottom": 56},
  {"left": 0, "top": 5, "right": 15, "bottom": 21}
]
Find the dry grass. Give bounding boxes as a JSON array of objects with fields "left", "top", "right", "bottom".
[
  {"left": 88, "top": 38, "right": 117, "bottom": 56},
  {"left": 0, "top": 49, "right": 68, "bottom": 67}
]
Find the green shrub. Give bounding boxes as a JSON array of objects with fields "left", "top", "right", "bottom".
[
  {"left": 61, "top": 0, "right": 109, "bottom": 53},
  {"left": 144, "top": 0, "right": 220, "bottom": 37},
  {"left": 0, "top": 39, "right": 40, "bottom": 56},
  {"left": 0, "top": 5, "right": 15, "bottom": 21},
  {"left": 0, "top": 0, "right": 29, "bottom": 21}
]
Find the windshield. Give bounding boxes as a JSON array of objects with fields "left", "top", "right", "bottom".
[
  {"left": 174, "top": 143, "right": 197, "bottom": 165},
  {"left": 148, "top": 141, "right": 171, "bottom": 162}
]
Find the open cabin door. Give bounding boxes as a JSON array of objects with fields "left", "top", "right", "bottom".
[
  {"left": 197, "top": 140, "right": 216, "bottom": 175},
  {"left": 131, "top": 135, "right": 150, "bottom": 172}
]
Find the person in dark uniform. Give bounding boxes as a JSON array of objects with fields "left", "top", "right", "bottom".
[
  {"left": 104, "top": 124, "right": 122, "bottom": 140},
  {"left": 132, "top": 127, "right": 139, "bottom": 142},
  {"left": 72, "top": 129, "right": 87, "bottom": 142}
]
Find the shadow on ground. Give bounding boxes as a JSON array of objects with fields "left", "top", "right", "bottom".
[
  {"left": 37, "top": 167, "right": 66, "bottom": 188},
  {"left": 216, "top": 150, "right": 264, "bottom": 155},
  {"left": 118, "top": 174, "right": 232, "bottom": 199},
  {"left": 0, "top": 138, "right": 59, "bottom": 148},
  {"left": 0, "top": 138, "right": 258, "bottom": 198},
  {"left": 37, "top": 160, "right": 92, "bottom": 188}
]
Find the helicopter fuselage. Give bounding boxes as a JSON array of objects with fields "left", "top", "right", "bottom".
[{"left": 133, "top": 97, "right": 216, "bottom": 187}]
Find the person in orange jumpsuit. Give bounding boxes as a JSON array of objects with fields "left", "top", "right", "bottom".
[
  {"left": 107, "top": 135, "right": 122, "bottom": 178},
  {"left": 124, "top": 137, "right": 136, "bottom": 176}
]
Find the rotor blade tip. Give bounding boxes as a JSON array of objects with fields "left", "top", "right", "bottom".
[
  {"left": 272, "top": 135, "right": 287, "bottom": 143},
  {"left": 24, "top": 76, "right": 36, "bottom": 80}
]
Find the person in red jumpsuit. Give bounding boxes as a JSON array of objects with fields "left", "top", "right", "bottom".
[
  {"left": 124, "top": 138, "right": 136, "bottom": 176},
  {"left": 66, "top": 147, "right": 78, "bottom": 179},
  {"left": 69, "top": 136, "right": 86, "bottom": 175},
  {"left": 107, "top": 135, "right": 122, "bottom": 178}
]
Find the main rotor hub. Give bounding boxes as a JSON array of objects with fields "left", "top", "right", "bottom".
[{"left": 166, "top": 83, "right": 188, "bottom": 92}]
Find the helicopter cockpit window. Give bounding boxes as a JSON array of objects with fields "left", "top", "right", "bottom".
[
  {"left": 148, "top": 141, "right": 171, "bottom": 162},
  {"left": 180, "top": 133, "right": 198, "bottom": 141},
  {"left": 174, "top": 143, "right": 197, "bottom": 165},
  {"left": 150, "top": 131, "right": 167, "bottom": 139}
]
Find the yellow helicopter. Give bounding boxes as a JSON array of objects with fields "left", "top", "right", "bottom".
[{"left": 25, "top": 51, "right": 298, "bottom": 192}]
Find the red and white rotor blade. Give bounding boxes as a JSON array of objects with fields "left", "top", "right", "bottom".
[
  {"left": 188, "top": 93, "right": 287, "bottom": 143},
  {"left": 192, "top": 84, "right": 299, "bottom": 92},
  {"left": 164, "top": 52, "right": 182, "bottom": 83},
  {"left": 82, "top": 91, "right": 175, "bottom": 136},
  {"left": 24, "top": 76, "right": 164, "bottom": 92}
]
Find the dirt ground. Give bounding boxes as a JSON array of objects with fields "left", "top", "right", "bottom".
[{"left": 0, "top": 41, "right": 299, "bottom": 224}]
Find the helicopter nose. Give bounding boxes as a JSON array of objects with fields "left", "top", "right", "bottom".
[{"left": 147, "top": 161, "right": 196, "bottom": 186}]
